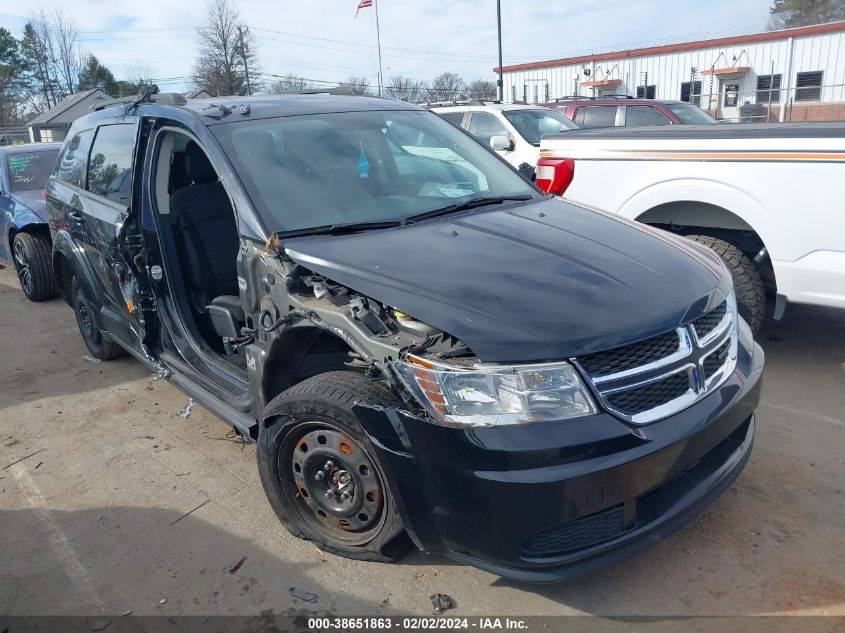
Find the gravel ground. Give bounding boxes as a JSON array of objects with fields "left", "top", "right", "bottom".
[{"left": 0, "top": 266, "right": 843, "bottom": 618}]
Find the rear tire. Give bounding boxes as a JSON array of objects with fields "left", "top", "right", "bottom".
[
  {"left": 688, "top": 234, "right": 765, "bottom": 334},
  {"left": 258, "top": 371, "right": 410, "bottom": 562},
  {"left": 72, "top": 278, "right": 125, "bottom": 360},
  {"left": 12, "top": 232, "right": 58, "bottom": 302}
]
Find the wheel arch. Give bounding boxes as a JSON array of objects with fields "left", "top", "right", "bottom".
[
  {"left": 258, "top": 323, "right": 369, "bottom": 426},
  {"left": 621, "top": 181, "right": 777, "bottom": 292},
  {"left": 51, "top": 229, "right": 103, "bottom": 310}
]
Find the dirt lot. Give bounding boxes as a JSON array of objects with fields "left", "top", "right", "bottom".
[{"left": 0, "top": 265, "right": 843, "bottom": 617}]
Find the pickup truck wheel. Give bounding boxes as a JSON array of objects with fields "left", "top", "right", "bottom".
[
  {"left": 71, "top": 278, "right": 125, "bottom": 360},
  {"left": 687, "top": 235, "right": 765, "bottom": 334},
  {"left": 258, "top": 371, "right": 410, "bottom": 562},
  {"left": 12, "top": 232, "right": 58, "bottom": 302}
]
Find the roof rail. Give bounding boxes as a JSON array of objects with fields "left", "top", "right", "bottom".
[
  {"left": 92, "top": 85, "right": 187, "bottom": 111},
  {"left": 552, "top": 94, "right": 634, "bottom": 101},
  {"left": 425, "top": 99, "right": 503, "bottom": 107},
  {"left": 282, "top": 86, "right": 358, "bottom": 96}
]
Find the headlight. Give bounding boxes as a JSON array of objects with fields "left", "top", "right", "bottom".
[{"left": 392, "top": 355, "right": 596, "bottom": 427}]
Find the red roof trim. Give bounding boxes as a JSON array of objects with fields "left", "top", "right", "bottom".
[{"left": 496, "top": 21, "right": 845, "bottom": 73}]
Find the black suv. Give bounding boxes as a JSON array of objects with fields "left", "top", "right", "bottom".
[{"left": 45, "top": 88, "right": 763, "bottom": 582}]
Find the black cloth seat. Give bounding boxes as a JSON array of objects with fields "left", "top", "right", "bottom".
[{"left": 170, "top": 141, "right": 240, "bottom": 309}]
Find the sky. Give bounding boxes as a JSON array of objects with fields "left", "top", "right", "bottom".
[{"left": 0, "top": 0, "right": 775, "bottom": 92}]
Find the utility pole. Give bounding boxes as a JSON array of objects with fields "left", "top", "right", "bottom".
[
  {"left": 238, "top": 25, "right": 252, "bottom": 96},
  {"left": 496, "top": 0, "right": 504, "bottom": 102},
  {"left": 374, "top": 0, "right": 384, "bottom": 97}
]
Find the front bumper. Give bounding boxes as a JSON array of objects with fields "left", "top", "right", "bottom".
[{"left": 355, "top": 339, "right": 764, "bottom": 583}]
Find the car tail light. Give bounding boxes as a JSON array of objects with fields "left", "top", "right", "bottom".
[
  {"left": 535, "top": 158, "right": 575, "bottom": 196},
  {"left": 43, "top": 188, "right": 48, "bottom": 201}
]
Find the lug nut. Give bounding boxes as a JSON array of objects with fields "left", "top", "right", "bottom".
[
  {"left": 324, "top": 461, "right": 334, "bottom": 471},
  {"left": 340, "top": 491, "right": 351, "bottom": 501},
  {"left": 324, "top": 490, "right": 334, "bottom": 498},
  {"left": 314, "top": 471, "right": 325, "bottom": 481}
]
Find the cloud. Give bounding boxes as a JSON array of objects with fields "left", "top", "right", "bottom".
[{"left": 3, "top": 0, "right": 772, "bottom": 91}]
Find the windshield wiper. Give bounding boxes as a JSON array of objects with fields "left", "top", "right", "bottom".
[
  {"left": 278, "top": 220, "right": 403, "bottom": 238},
  {"left": 403, "top": 195, "right": 533, "bottom": 223}
]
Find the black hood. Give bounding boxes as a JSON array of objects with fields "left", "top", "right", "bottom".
[{"left": 284, "top": 198, "right": 730, "bottom": 363}]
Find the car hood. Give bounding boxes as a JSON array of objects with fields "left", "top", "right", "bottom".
[
  {"left": 11, "top": 190, "right": 48, "bottom": 221},
  {"left": 284, "top": 198, "right": 731, "bottom": 363}
]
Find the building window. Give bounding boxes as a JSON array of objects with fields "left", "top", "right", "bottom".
[
  {"left": 755, "top": 74, "right": 781, "bottom": 102},
  {"left": 795, "top": 71, "right": 823, "bottom": 102},
  {"left": 636, "top": 85, "right": 656, "bottom": 99},
  {"left": 680, "top": 81, "right": 702, "bottom": 106}
]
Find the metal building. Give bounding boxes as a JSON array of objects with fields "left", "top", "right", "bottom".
[{"left": 498, "top": 21, "right": 845, "bottom": 122}]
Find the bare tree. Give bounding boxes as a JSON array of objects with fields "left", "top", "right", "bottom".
[
  {"left": 428, "top": 72, "right": 465, "bottom": 102},
  {"left": 126, "top": 63, "right": 154, "bottom": 88},
  {"left": 466, "top": 79, "right": 497, "bottom": 101},
  {"left": 51, "top": 9, "right": 84, "bottom": 96},
  {"left": 342, "top": 75, "right": 371, "bottom": 95},
  {"left": 386, "top": 75, "right": 428, "bottom": 103},
  {"left": 267, "top": 74, "right": 315, "bottom": 93},
  {"left": 20, "top": 15, "right": 59, "bottom": 112},
  {"left": 192, "top": 0, "right": 258, "bottom": 96}
]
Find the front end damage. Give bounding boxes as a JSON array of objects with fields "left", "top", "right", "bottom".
[{"left": 247, "top": 239, "right": 763, "bottom": 583}]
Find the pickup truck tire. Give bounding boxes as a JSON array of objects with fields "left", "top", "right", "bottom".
[
  {"left": 687, "top": 235, "right": 765, "bottom": 334},
  {"left": 258, "top": 371, "right": 411, "bottom": 563},
  {"left": 12, "top": 232, "right": 58, "bottom": 302},
  {"left": 71, "top": 277, "right": 125, "bottom": 360}
]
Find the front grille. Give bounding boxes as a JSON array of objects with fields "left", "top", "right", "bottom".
[
  {"left": 703, "top": 338, "right": 731, "bottom": 381},
  {"left": 520, "top": 507, "right": 625, "bottom": 557},
  {"left": 574, "top": 296, "right": 737, "bottom": 424},
  {"left": 605, "top": 372, "right": 691, "bottom": 415},
  {"left": 578, "top": 330, "right": 679, "bottom": 377},
  {"left": 692, "top": 301, "right": 727, "bottom": 341}
]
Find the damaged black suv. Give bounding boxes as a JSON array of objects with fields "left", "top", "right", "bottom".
[{"left": 45, "top": 88, "right": 764, "bottom": 582}]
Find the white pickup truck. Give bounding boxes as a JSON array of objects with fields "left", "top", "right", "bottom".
[{"left": 537, "top": 122, "right": 845, "bottom": 332}]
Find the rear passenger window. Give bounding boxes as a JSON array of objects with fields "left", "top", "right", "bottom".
[
  {"left": 439, "top": 112, "right": 465, "bottom": 127},
  {"left": 87, "top": 124, "right": 136, "bottom": 205},
  {"left": 55, "top": 129, "right": 94, "bottom": 188},
  {"left": 625, "top": 106, "right": 672, "bottom": 126},
  {"left": 576, "top": 106, "right": 617, "bottom": 128},
  {"left": 467, "top": 112, "right": 509, "bottom": 143}
]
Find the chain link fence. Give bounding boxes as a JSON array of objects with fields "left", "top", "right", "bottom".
[{"left": 687, "top": 81, "right": 845, "bottom": 124}]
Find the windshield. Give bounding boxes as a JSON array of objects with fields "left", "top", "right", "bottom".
[
  {"left": 7, "top": 150, "right": 59, "bottom": 193},
  {"left": 212, "top": 109, "right": 540, "bottom": 234},
  {"left": 664, "top": 103, "right": 718, "bottom": 125},
  {"left": 502, "top": 109, "right": 579, "bottom": 146}
]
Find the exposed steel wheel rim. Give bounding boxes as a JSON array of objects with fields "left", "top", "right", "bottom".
[
  {"left": 13, "top": 238, "right": 32, "bottom": 297},
  {"left": 76, "top": 297, "right": 97, "bottom": 342},
  {"left": 280, "top": 423, "right": 386, "bottom": 546}
]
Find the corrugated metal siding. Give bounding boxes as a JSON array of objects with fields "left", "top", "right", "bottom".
[{"left": 502, "top": 30, "right": 845, "bottom": 107}]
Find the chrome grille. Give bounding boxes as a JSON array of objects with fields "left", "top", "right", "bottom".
[
  {"left": 573, "top": 296, "right": 738, "bottom": 425},
  {"left": 578, "top": 330, "right": 679, "bottom": 377},
  {"left": 605, "top": 371, "right": 691, "bottom": 415}
]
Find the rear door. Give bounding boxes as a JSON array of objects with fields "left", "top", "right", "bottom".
[
  {"left": 573, "top": 105, "right": 621, "bottom": 128},
  {"left": 71, "top": 121, "right": 151, "bottom": 357},
  {"left": 622, "top": 105, "right": 673, "bottom": 127}
]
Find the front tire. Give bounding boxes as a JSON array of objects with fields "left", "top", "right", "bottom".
[
  {"left": 72, "top": 278, "right": 125, "bottom": 360},
  {"left": 258, "top": 371, "right": 410, "bottom": 562},
  {"left": 688, "top": 234, "right": 766, "bottom": 334},
  {"left": 12, "top": 232, "right": 58, "bottom": 302}
]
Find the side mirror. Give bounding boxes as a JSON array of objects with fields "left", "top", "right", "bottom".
[{"left": 490, "top": 135, "right": 513, "bottom": 151}]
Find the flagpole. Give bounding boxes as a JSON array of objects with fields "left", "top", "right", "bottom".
[{"left": 374, "top": 0, "right": 384, "bottom": 97}]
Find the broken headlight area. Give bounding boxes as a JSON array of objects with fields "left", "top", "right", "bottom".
[{"left": 393, "top": 354, "right": 596, "bottom": 427}]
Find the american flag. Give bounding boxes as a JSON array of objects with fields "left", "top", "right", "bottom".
[{"left": 355, "top": 0, "right": 373, "bottom": 17}]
